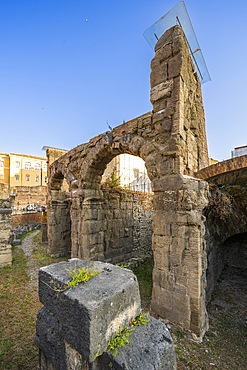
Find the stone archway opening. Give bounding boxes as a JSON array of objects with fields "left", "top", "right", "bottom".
[
  {"left": 47, "top": 172, "right": 72, "bottom": 257},
  {"left": 206, "top": 232, "right": 247, "bottom": 339},
  {"left": 98, "top": 153, "right": 154, "bottom": 267}
]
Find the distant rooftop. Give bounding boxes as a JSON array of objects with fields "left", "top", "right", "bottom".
[
  {"left": 42, "top": 146, "right": 68, "bottom": 152},
  {"left": 143, "top": 1, "right": 211, "bottom": 84}
]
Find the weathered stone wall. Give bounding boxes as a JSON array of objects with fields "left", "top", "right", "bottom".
[
  {"left": 0, "top": 184, "right": 12, "bottom": 267},
  {"left": 47, "top": 185, "right": 153, "bottom": 264},
  {"left": 46, "top": 25, "right": 210, "bottom": 338},
  {"left": 36, "top": 259, "right": 176, "bottom": 370},
  {"left": 12, "top": 212, "right": 45, "bottom": 228},
  {"left": 102, "top": 188, "right": 153, "bottom": 265},
  {"left": 201, "top": 167, "right": 247, "bottom": 302},
  {"left": 150, "top": 26, "right": 209, "bottom": 337},
  {"left": 196, "top": 154, "right": 247, "bottom": 180},
  {"left": 11, "top": 185, "right": 47, "bottom": 211},
  {"left": 48, "top": 190, "right": 71, "bottom": 257}
]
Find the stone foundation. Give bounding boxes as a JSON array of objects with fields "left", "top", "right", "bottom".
[{"left": 36, "top": 259, "right": 176, "bottom": 369}]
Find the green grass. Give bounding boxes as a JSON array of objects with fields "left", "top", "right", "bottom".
[
  {"left": 0, "top": 246, "right": 39, "bottom": 369},
  {"left": 32, "top": 231, "right": 65, "bottom": 266},
  {"left": 132, "top": 259, "right": 153, "bottom": 309},
  {"left": 0, "top": 231, "right": 67, "bottom": 370}
]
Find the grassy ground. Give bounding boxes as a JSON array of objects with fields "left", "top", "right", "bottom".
[
  {"left": 0, "top": 232, "right": 246, "bottom": 369},
  {"left": 0, "top": 232, "right": 65, "bottom": 370},
  {"left": 0, "top": 246, "right": 40, "bottom": 369}
]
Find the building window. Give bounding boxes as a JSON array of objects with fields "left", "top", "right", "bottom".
[
  {"left": 43, "top": 163, "right": 47, "bottom": 171},
  {"left": 35, "top": 175, "right": 39, "bottom": 182},
  {"left": 0, "top": 174, "right": 3, "bottom": 180},
  {"left": 26, "top": 174, "right": 30, "bottom": 182},
  {"left": 15, "top": 161, "right": 20, "bottom": 168},
  {"left": 25, "top": 162, "right": 31, "bottom": 170},
  {"left": 44, "top": 176, "right": 48, "bottom": 183},
  {"left": 15, "top": 175, "right": 20, "bottom": 181},
  {"left": 35, "top": 163, "right": 40, "bottom": 171},
  {"left": 0, "top": 160, "right": 4, "bottom": 167}
]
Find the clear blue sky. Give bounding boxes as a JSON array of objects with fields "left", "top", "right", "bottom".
[{"left": 1, "top": 0, "right": 247, "bottom": 161}]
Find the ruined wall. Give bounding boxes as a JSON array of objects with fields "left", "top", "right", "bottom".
[
  {"left": 195, "top": 162, "right": 247, "bottom": 302},
  {"left": 36, "top": 259, "right": 176, "bottom": 370},
  {"left": 47, "top": 25, "right": 210, "bottom": 338},
  {"left": 102, "top": 188, "right": 153, "bottom": 265},
  {"left": 11, "top": 186, "right": 47, "bottom": 211},
  {"left": 12, "top": 212, "right": 45, "bottom": 228},
  {"left": 0, "top": 184, "right": 12, "bottom": 267},
  {"left": 48, "top": 190, "right": 71, "bottom": 257},
  {"left": 47, "top": 184, "right": 153, "bottom": 264},
  {"left": 150, "top": 26, "right": 209, "bottom": 337}
]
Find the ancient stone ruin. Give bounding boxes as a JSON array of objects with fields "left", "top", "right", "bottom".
[
  {"left": 45, "top": 25, "right": 209, "bottom": 340},
  {"left": 36, "top": 259, "right": 176, "bottom": 369},
  {"left": 0, "top": 184, "right": 12, "bottom": 267},
  {"left": 41, "top": 23, "right": 247, "bottom": 366}
]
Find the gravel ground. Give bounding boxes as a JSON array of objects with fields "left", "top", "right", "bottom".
[{"left": 18, "top": 230, "right": 42, "bottom": 288}]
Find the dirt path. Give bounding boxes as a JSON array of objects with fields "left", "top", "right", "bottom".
[{"left": 18, "top": 230, "right": 41, "bottom": 288}]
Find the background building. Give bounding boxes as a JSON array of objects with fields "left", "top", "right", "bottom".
[
  {"left": 102, "top": 154, "right": 152, "bottom": 192},
  {"left": 0, "top": 152, "right": 47, "bottom": 211}
]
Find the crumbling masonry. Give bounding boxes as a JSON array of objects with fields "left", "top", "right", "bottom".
[
  {"left": 46, "top": 25, "right": 210, "bottom": 339},
  {"left": 0, "top": 184, "right": 12, "bottom": 267}
]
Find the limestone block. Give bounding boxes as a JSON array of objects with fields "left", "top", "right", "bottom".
[
  {"left": 38, "top": 259, "right": 141, "bottom": 362},
  {"left": 168, "top": 53, "right": 183, "bottom": 79},
  {"left": 154, "top": 27, "right": 176, "bottom": 52},
  {"left": 150, "top": 63, "right": 168, "bottom": 87},
  {"left": 153, "top": 41, "right": 173, "bottom": 63},
  {"left": 150, "top": 80, "right": 173, "bottom": 104}
]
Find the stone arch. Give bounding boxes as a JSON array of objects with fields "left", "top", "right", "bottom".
[
  {"left": 46, "top": 25, "right": 211, "bottom": 338},
  {"left": 75, "top": 130, "right": 157, "bottom": 263}
]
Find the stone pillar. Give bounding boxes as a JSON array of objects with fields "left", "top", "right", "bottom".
[
  {"left": 47, "top": 194, "right": 71, "bottom": 257},
  {"left": 78, "top": 189, "right": 105, "bottom": 261},
  {"left": 0, "top": 184, "right": 12, "bottom": 267},
  {"left": 36, "top": 259, "right": 176, "bottom": 369},
  {"left": 150, "top": 26, "right": 209, "bottom": 338},
  {"left": 152, "top": 176, "right": 208, "bottom": 336}
]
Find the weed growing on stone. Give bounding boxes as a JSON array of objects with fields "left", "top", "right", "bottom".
[
  {"left": 130, "top": 312, "right": 150, "bottom": 327},
  {"left": 48, "top": 266, "right": 100, "bottom": 292},
  {"left": 107, "top": 313, "right": 150, "bottom": 356},
  {"left": 107, "top": 325, "right": 134, "bottom": 356},
  {"left": 67, "top": 266, "right": 100, "bottom": 288}
]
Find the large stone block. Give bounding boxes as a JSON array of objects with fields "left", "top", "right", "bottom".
[
  {"left": 96, "top": 316, "right": 176, "bottom": 370},
  {"left": 38, "top": 259, "right": 141, "bottom": 362}
]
